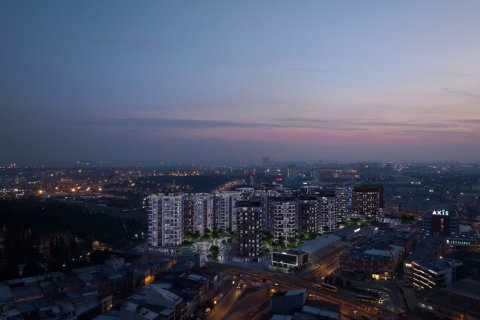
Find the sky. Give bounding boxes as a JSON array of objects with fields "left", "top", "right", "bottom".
[{"left": 1, "top": 1, "right": 480, "bottom": 165}]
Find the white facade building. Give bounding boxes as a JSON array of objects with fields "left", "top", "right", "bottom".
[
  {"left": 269, "top": 198, "right": 297, "bottom": 241},
  {"left": 335, "top": 186, "right": 350, "bottom": 224},
  {"left": 214, "top": 191, "right": 240, "bottom": 232},
  {"left": 319, "top": 196, "right": 337, "bottom": 232},
  {"left": 147, "top": 194, "right": 184, "bottom": 248},
  {"left": 191, "top": 193, "right": 215, "bottom": 235}
]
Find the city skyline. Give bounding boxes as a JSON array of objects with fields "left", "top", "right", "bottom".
[{"left": 1, "top": 1, "right": 480, "bottom": 165}]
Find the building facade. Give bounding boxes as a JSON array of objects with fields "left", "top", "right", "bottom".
[
  {"left": 297, "top": 196, "right": 320, "bottom": 235},
  {"left": 147, "top": 194, "right": 184, "bottom": 249},
  {"left": 319, "top": 195, "right": 337, "bottom": 232},
  {"left": 268, "top": 197, "right": 297, "bottom": 241},
  {"left": 214, "top": 191, "right": 240, "bottom": 232},
  {"left": 191, "top": 193, "right": 215, "bottom": 235},
  {"left": 422, "top": 209, "right": 459, "bottom": 237},
  {"left": 236, "top": 200, "right": 263, "bottom": 259},
  {"left": 412, "top": 260, "right": 462, "bottom": 291},
  {"left": 352, "top": 184, "right": 384, "bottom": 220}
]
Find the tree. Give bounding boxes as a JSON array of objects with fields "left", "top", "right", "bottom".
[
  {"left": 202, "top": 231, "right": 212, "bottom": 241},
  {"left": 306, "top": 232, "right": 316, "bottom": 240},
  {"left": 217, "top": 229, "right": 226, "bottom": 238},
  {"left": 182, "top": 239, "right": 193, "bottom": 246},
  {"left": 209, "top": 245, "right": 220, "bottom": 260},
  {"left": 273, "top": 236, "right": 286, "bottom": 248},
  {"left": 263, "top": 232, "right": 273, "bottom": 241}
]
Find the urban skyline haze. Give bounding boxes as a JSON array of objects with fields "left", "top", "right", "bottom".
[{"left": 1, "top": 1, "right": 480, "bottom": 165}]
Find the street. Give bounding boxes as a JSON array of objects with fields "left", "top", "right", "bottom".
[{"left": 209, "top": 262, "right": 400, "bottom": 320}]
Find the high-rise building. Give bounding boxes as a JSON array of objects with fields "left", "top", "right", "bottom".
[
  {"left": 334, "top": 186, "right": 350, "bottom": 224},
  {"left": 236, "top": 200, "right": 263, "bottom": 259},
  {"left": 268, "top": 197, "right": 297, "bottom": 241},
  {"left": 147, "top": 194, "right": 184, "bottom": 249},
  {"left": 214, "top": 191, "right": 240, "bottom": 232},
  {"left": 297, "top": 196, "right": 320, "bottom": 234},
  {"left": 319, "top": 195, "right": 337, "bottom": 232},
  {"left": 182, "top": 195, "right": 195, "bottom": 235},
  {"left": 287, "top": 164, "right": 297, "bottom": 178},
  {"left": 237, "top": 187, "right": 255, "bottom": 200},
  {"left": 352, "top": 184, "right": 384, "bottom": 220},
  {"left": 191, "top": 193, "right": 215, "bottom": 235}
]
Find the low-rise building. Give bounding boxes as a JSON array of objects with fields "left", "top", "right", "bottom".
[
  {"left": 340, "top": 244, "right": 402, "bottom": 280},
  {"left": 403, "top": 236, "right": 445, "bottom": 279},
  {"left": 270, "top": 289, "right": 340, "bottom": 320},
  {"left": 416, "top": 286, "right": 480, "bottom": 320},
  {"left": 271, "top": 250, "right": 308, "bottom": 272},
  {"left": 411, "top": 259, "right": 462, "bottom": 290},
  {"left": 121, "top": 284, "right": 181, "bottom": 320}
]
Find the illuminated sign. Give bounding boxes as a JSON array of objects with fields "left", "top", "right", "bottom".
[
  {"left": 432, "top": 209, "right": 449, "bottom": 216},
  {"left": 447, "top": 240, "right": 471, "bottom": 246}
]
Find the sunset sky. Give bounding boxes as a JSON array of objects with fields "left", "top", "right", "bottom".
[{"left": 1, "top": 1, "right": 480, "bottom": 165}]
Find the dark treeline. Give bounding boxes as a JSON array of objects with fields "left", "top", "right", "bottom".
[
  {"left": 0, "top": 199, "right": 142, "bottom": 243},
  {"left": 0, "top": 198, "right": 144, "bottom": 280}
]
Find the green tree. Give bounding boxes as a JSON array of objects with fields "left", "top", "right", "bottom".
[{"left": 209, "top": 245, "right": 220, "bottom": 260}]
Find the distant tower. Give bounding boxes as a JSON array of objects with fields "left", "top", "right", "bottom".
[
  {"left": 287, "top": 164, "right": 297, "bottom": 178},
  {"left": 262, "top": 156, "right": 270, "bottom": 168},
  {"left": 249, "top": 171, "right": 257, "bottom": 186}
]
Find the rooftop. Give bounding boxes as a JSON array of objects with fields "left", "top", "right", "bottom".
[
  {"left": 412, "top": 259, "right": 462, "bottom": 273},
  {"left": 295, "top": 234, "right": 340, "bottom": 255},
  {"left": 418, "top": 288, "right": 480, "bottom": 316}
]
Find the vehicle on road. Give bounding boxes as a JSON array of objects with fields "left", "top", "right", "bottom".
[
  {"left": 320, "top": 283, "right": 338, "bottom": 292},
  {"left": 213, "top": 293, "right": 224, "bottom": 304},
  {"left": 236, "top": 280, "right": 246, "bottom": 289},
  {"left": 355, "top": 295, "right": 381, "bottom": 303},
  {"left": 313, "top": 283, "right": 338, "bottom": 292}
]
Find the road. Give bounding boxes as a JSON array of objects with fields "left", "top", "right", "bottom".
[
  {"left": 221, "top": 288, "right": 270, "bottom": 320},
  {"left": 207, "top": 283, "right": 246, "bottom": 320},
  {"left": 302, "top": 244, "right": 407, "bottom": 314},
  {"left": 303, "top": 247, "right": 343, "bottom": 281},
  {"left": 211, "top": 262, "right": 400, "bottom": 320}
]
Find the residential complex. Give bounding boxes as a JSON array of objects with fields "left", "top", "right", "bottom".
[{"left": 147, "top": 194, "right": 184, "bottom": 249}]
